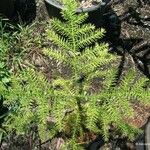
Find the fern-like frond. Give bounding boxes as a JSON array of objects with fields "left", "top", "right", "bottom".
[
  {"left": 119, "top": 70, "right": 136, "bottom": 90},
  {"left": 84, "top": 98, "right": 100, "bottom": 132},
  {"left": 50, "top": 18, "right": 72, "bottom": 38},
  {"left": 117, "top": 123, "right": 140, "bottom": 140},
  {"left": 75, "top": 24, "right": 95, "bottom": 37},
  {"left": 43, "top": 48, "right": 67, "bottom": 63},
  {"left": 71, "top": 13, "right": 88, "bottom": 25},
  {"left": 103, "top": 68, "right": 118, "bottom": 89},
  {"left": 77, "top": 29, "right": 105, "bottom": 49},
  {"left": 5, "top": 69, "right": 53, "bottom": 138},
  {"left": 131, "top": 77, "right": 150, "bottom": 103},
  {"left": 47, "top": 30, "right": 72, "bottom": 51},
  {"left": 72, "top": 43, "right": 116, "bottom": 75},
  {"left": 60, "top": 0, "right": 77, "bottom": 22}
]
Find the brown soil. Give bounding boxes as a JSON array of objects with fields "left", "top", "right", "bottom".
[{"left": 127, "top": 102, "right": 150, "bottom": 128}]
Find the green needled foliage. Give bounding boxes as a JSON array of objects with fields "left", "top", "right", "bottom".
[
  {"left": 42, "top": 0, "right": 150, "bottom": 144},
  {"left": 3, "top": 0, "right": 150, "bottom": 149}
]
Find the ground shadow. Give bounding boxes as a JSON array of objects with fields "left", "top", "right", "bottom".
[
  {"left": 12, "top": 0, "right": 36, "bottom": 24},
  {"left": 102, "top": 0, "right": 150, "bottom": 79},
  {"left": 111, "top": 38, "right": 150, "bottom": 79}
]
